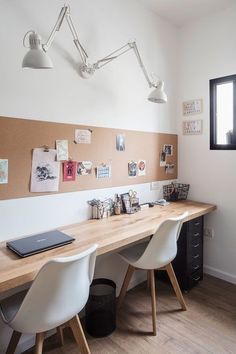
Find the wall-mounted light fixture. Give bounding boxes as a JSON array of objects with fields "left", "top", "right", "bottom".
[{"left": 22, "top": 5, "right": 167, "bottom": 104}]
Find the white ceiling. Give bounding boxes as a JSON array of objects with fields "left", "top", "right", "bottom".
[{"left": 137, "top": 0, "right": 233, "bottom": 26}]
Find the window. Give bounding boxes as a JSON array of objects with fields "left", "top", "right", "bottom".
[{"left": 210, "top": 74, "right": 236, "bottom": 150}]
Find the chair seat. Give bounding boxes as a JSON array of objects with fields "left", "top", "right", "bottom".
[
  {"left": 0, "top": 290, "right": 28, "bottom": 323},
  {"left": 119, "top": 241, "right": 148, "bottom": 265}
]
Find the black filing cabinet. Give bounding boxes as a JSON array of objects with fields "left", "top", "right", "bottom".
[
  {"left": 172, "top": 216, "right": 204, "bottom": 291},
  {"left": 157, "top": 216, "right": 204, "bottom": 291}
]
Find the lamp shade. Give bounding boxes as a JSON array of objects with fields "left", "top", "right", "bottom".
[
  {"left": 148, "top": 81, "right": 167, "bottom": 104},
  {"left": 22, "top": 32, "right": 53, "bottom": 69}
]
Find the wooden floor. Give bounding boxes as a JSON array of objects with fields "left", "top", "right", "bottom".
[{"left": 23, "top": 275, "right": 236, "bottom": 354}]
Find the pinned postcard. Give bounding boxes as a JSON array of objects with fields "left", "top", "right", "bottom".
[
  {"left": 63, "top": 160, "right": 77, "bottom": 181},
  {"left": 128, "top": 161, "right": 137, "bottom": 178},
  {"left": 96, "top": 164, "right": 111, "bottom": 179},
  {"left": 137, "top": 160, "right": 146, "bottom": 176},
  {"left": 160, "top": 151, "right": 166, "bottom": 167},
  {"left": 75, "top": 129, "right": 92, "bottom": 144},
  {"left": 165, "top": 163, "right": 175, "bottom": 174},
  {"left": 77, "top": 161, "right": 93, "bottom": 176},
  {"left": 0, "top": 159, "right": 8, "bottom": 184},
  {"left": 116, "top": 134, "right": 125, "bottom": 151},
  {"left": 56, "top": 140, "right": 69, "bottom": 161},
  {"left": 30, "top": 148, "right": 60, "bottom": 192}
]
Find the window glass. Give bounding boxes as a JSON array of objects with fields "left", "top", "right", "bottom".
[
  {"left": 210, "top": 74, "right": 236, "bottom": 150},
  {"left": 216, "top": 82, "right": 233, "bottom": 144}
]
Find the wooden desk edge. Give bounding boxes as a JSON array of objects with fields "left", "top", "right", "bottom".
[{"left": 0, "top": 201, "right": 217, "bottom": 294}]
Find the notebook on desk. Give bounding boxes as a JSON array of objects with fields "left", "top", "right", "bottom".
[{"left": 6, "top": 230, "right": 75, "bottom": 257}]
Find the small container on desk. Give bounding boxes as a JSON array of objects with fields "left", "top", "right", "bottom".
[{"left": 163, "top": 183, "right": 190, "bottom": 202}]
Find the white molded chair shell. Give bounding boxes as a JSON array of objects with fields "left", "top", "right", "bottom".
[
  {"left": 0, "top": 244, "right": 97, "bottom": 334},
  {"left": 119, "top": 212, "right": 188, "bottom": 270}
]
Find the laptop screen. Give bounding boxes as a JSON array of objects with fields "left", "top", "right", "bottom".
[{"left": 6, "top": 230, "right": 75, "bottom": 257}]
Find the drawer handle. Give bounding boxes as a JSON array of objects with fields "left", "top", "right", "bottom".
[
  {"left": 193, "top": 243, "right": 200, "bottom": 248},
  {"left": 194, "top": 233, "right": 200, "bottom": 237},
  {"left": 193, "top": 276, "right": 200, "bottom": 281},
  {"left": 194, "top": 222, "right": 200, "bottom": 226},
  {"left": 193, "top": 254, "right": 200, "bottom": 259},
  {"left": 193, "top": 265, "right": 200, "bottom": 270}
]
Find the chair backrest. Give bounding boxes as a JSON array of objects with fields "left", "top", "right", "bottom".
[
  {"left": 10, "top": 244, "right": 97, "bottom": 334},
  {"left": 134, "top": 212, "right": 188, "bottom": 270}
]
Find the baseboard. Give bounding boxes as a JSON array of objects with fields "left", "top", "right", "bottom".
[{"left": 204, "top": 265, "right": 236, "bottom": 285}]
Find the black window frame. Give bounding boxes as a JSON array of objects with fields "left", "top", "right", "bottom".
[{"left": 210, "top": 74, "right": 236, "bottom": 150}]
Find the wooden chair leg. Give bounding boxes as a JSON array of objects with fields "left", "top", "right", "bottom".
[
  {"left": 68, "top": 315, "right": 90, "bottom": 354},
  {"left": 6, "top": 330, "right": 22, "bottom": 354},
  {"left": 149, "top": 269, "right": 157, "bottom": 336},
  {"left": 34, "top": 332, "right": 46, "bottom": 354},
  {"left": 117, "top": 265, "right": 135, "bottom": 309},
  {"left": 57, "top": 326, "right": 65, "bottom": 346},
  {"left": 165, "top": 263, "right": 187, "bottom": 311}
]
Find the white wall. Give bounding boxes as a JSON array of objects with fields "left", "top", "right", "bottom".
[
  {"left": 0, "top": 0, "right": 178, "bottom": 351},
  {"left": 178, "top": 3, "right": 236, "bottom": 284}
]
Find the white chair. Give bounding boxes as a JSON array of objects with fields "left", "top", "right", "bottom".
[
  {"left": 117, "top": 212, "right": 188, "bottom": 335},
  {"left": 0, "top": 244, "right": 97, "bottom": 354}
]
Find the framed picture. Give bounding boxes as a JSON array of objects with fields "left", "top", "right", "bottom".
[
  {"left": 183, "top": 99, "right": 203, "bottom": 116},
  {"left": 183, "top": 119, "right": 203, "bottom": 135}
]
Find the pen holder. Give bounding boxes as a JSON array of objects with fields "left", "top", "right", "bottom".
[{"left": 92, "top": 205, "right": 105, "bottom": 219}]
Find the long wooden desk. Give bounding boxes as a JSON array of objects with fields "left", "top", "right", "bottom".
[{"left": 0, "top": 200, "right": 216, "bottom": 294}]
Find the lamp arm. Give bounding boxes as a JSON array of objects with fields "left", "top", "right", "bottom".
[
  {"left": 90, "top": 41, "right": 156, "bottom": 88},
  {"left": 130, "top": 42, "right": 155, "bottom": 88},
  {"left": 42, "top": 5, "right": 88, "bottom": 64}
]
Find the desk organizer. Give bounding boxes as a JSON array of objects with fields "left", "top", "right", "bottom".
[{"left": 163, "top": 183, "right": 190, "bottom": 201}]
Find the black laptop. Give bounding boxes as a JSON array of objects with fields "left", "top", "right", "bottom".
[{"left": 6, "top": 230, "right": 75, "bottom": 257}]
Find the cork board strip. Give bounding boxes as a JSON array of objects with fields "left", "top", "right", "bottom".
[{"left": 0, "top": 116, "right": 177, "bottom": 200}]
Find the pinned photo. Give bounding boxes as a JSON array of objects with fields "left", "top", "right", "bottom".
[
  {"left": 137, "top": 160, "right": 146, "bottom": 176},
  {"left": 0, "top": 159, "right": 8, "bottom": 184},
  {"left": 96, "top": 164, "right": 111, "bottom": 179},
  {"left": 165, "top": 163, "right": 175, "bottom": 174},
  {"left": 63, "top": 160, "right": 77, "bottom": 181},
  {"left": 75, "top": 129, "right": 92, "bottom": 144},
  {"left": 56, "top": 140, "right": 68, "bottom": 161},
  {"left": 164, "top": 144, "right": 173, "bottom": 156},
  {"left": 77, "top": 161, "right": 93, "bottom": 176},
  {"left": 160, "top": 151, "right": 166, "bottom": 167},
  {"left": 116, "top": 134, "right": 125, "bottom": 151},
  {"left": 128, "top": 161, "right": 137, "bottom": 177}
]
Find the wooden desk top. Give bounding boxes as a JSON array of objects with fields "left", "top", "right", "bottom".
[{"left": 0, "top": 200, "right": 216, "bottom": 293}]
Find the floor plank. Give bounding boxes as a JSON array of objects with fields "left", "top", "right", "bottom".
[{"left": 22, "top": 275, "right": 236, "bottom": 354}]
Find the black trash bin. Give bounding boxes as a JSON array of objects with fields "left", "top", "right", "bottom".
[{"left": 85, "top": 278, "right": 116, "bottom": 337}]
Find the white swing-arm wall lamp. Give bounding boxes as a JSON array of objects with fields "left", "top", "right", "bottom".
[{"left": 22, "top": 5, "right": 167, "bottom": 104}]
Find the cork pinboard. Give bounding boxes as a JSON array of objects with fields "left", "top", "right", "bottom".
[{"left": 0, "top": 116, "right": 177, "bottom": 200}]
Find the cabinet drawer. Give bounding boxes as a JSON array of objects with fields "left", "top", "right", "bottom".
[
  {"left": 189, "top": 230, "right": 202, "bottom": 244},
  {"left": 188, "top": 269, "right": 202, "bottom": 288},
  {"left": 188, "top": 216, "right": 203, "bottom": 234},
  {"left": 189, "top": 240, "right": 202, "bottom": 255},
  {"left": 188, "top": 242, "right": 202, "bottom": 268},
  {"left": 189, "top": 257, "right": 201, "bottom": 273}
]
